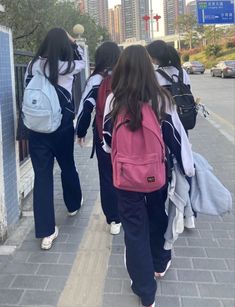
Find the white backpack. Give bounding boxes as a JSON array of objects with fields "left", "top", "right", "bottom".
[{"left": 22, "top": 70, "right": 62, "bottom": 133}]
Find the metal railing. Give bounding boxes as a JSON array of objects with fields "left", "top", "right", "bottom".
[{"left": 14, "top": 50, "right": 33, "bottom": 164}]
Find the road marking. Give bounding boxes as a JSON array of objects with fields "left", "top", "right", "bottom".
[{"left": 204, "top": 108, "right": 235, "bottom": 145}]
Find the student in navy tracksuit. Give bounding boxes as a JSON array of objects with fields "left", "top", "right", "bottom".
[
  {"left": 25, "top": 28, "right": 85, "bottom": 250},
  {"left": 103, "top": 46, "right": 195, "bottom": 307},
  {"left": 76, "top": 42, "right": 121, "bottom": 235}
]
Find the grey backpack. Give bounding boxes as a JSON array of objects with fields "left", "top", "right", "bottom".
[{"left": 22, "top": 70, "right": 62, "bottom": 133}]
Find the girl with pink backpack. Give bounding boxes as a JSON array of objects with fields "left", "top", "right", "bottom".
[{"left": 103, "top": 45, "right": 194, "bottom": 307}]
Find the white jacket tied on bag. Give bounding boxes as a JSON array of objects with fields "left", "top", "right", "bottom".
[
  {"left": 191, "top": 152, "right": 232, "bottom": 216},
  {"left": 164, "top": 159, "right": 195, "bottom": 250}
]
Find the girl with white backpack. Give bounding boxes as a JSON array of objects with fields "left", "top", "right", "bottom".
[{"left": 24, "top": 28, "right": 85, "bottom": 250}]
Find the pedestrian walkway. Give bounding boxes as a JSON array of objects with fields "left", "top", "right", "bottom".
[{"left": 0, "top": 115, "right": 234, "bottom": 307}]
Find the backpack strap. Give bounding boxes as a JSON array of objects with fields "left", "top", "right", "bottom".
[
  {"left": 178, "top": 67, "right": 184, "bottom": 83},
  {"left": 156, "top": 68, "right": 173, "bottom": 83}
]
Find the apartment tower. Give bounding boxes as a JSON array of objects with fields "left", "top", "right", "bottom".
[
  {"left": 163, "top": 0, "right": 186, "bottom": 35},
  {"left": 121, "top": 0, "right": 150, "bottom": 41},
  {"left": 84, "top": 0, "right": 109, "bottom": 28}
]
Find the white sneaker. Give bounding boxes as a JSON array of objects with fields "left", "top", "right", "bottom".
[
  {"left": 155, "top": 260, "right": 171, "bottom": 278},
  {"left": 110, "top": 222, "right": 121, "bottom": 235},
  {"left": 41, "top": 226, "right": 59, "bottom": 250},
  {"left": 67, "top": 197, "right": 83, "bottom": 217}
]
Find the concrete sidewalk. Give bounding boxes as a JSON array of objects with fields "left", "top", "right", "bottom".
[{"left": 0, "top": 115, "right": 234, "bottom": 307}]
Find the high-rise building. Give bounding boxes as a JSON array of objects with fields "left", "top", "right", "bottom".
[
  {"left": 186, "top": 0, "right": 197, "bottom": 17},
  {"left": 77, "top": 0, "right": 85, "bottom": 13},
  {"left": 109, "top": 9, "right": 115, "bottom": 40},
  {"left": 114, "top": 5, "right": 123, "bottom": 43},
  {"left": 84, "top": 0, "right": 108, "bottom": 29},
  {"left": 108, "top": 5, "right": 123, "bottom": 43},
  {"left": 121, "top": 0, "right": 149, "bottom": 41},
  {"left": 163, "top": 0, "right": 186, "bottom": 35}
]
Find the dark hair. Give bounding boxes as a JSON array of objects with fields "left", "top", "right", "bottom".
[
  {"left": 111, "top": 45, "right": 171, "bottom": 131},
  {"left": 167, "top": 45, "right": 181, "bottom": 70},
  {"left": 146, "top": 40, "right": 181, "bottom": 69},
  {"left": 30, "top": 28, "right": 75, "bottom": 85},
  {"left": 146, "top": 40, "right": 169, "bottom": 66},
  {"left": 91, "top": 41, "right": 121, "bottom": 76}
]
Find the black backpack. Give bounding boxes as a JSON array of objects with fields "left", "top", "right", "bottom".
[{"left": 157, "top": 68, "right": 197, "bottom": 130}]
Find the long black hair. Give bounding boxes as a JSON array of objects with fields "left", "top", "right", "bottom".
[
  {"left": 91, "top": 41, "right": 121, "bottom": 77},
  {"left": 146, "top": 40, "right": 181, "bottom": 70},
  {"left": 111, "top": 45, "right": 172, "bottom": 131},
  {"left": 29, "top": 28, "right": 75, "bottom": 85}
]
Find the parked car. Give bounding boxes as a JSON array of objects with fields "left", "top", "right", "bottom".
[
  {"left": 210, "top": 60, "right": 235, "bottom": 78},
  {"left": 182, "top": 61, "right": 205, "bottom": 74}
]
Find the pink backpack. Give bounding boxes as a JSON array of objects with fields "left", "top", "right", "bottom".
[{"left": 111, "top": 103, "right": 166, "bottom": 193}]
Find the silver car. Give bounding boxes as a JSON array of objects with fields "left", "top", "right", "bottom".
[
  {"left": 182, "top": 61, "right": 205, "bottom": 74},
  {"left": 210, "top": 61, "right": 235, "bottom": 78}
]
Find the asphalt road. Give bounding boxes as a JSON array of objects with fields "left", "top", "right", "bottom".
[{"left": 189, "top": 71, "right": 235, "bottom": 144}]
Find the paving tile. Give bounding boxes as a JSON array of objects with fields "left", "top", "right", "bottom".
[
  {"left": 111, "top": 245, "right": 125, "bottom": 255},
  {"left": 211, "top": 223, "right": 234, "bottom": 231},
  {"left": 11, "top": 251, "right": 30, "bottom": 263},
  {"left": 1, "top": 262, "right": 39, "bottom": 275},
  {"left": 0, "top": 275, "right": 15, "bottom": 288},
  {"left": 27, "top": 252, "right": 60, "bottom": 264},
  {"left": 174, "top": 238, "right": 188, "bottom": 246},
  {"left": 221, "top": 299, "right": 235, "bottom": 307},
  {"left": 205, "top": 248, "right": 235, "bottom": 259},
  {"left": 107, "top": 266, "right": 129, "bottom": 279},
  {"left": 194, "top": 222, "right": 212, "bottom": 230},
  {"left": 11, "top": 275, "right": 48, "bottom": 290},
  {"left": 171, "top": 257, "right": 193, "bottom": 269},
  {"left": 0, "top": 289, "right": 23, "bottom": 304},
  {"left": 158, "top": 269, "right": 178, "bottom": 281},
  {"left": 192, "top": 258, "right": 227, "bottom": 270},
  {"left": 226, "top": 259, "right": 235, "bottom": 271},
  {"left": 104, "top": 278, "right": 122, "bottom": 293},
  {"left": 121, "top": 279, "right": 134, "bottom": 295},
  {"left": 187, "top": 238, "right": 218, "bottom": 247},
  {"left": 160, "top": 281, "right": 198, "bottom": 296},
  {"left": 103, "top": 294, "right": 140, "bottom": 307},
  {"left": 174, "top": 247, "right": 206, "bottom": 258},
  {"left": 36, "top": 264, "right": 71, "bottom": 277},
  {"left": 157, "top": 296, "right": 180, "bottom": 307},
  {"left": 58, "top": 253, "right": 76, "bottom": 265},
  {"left": 217, "top": 239, "right": 235, "bottom": 248},
  {"left": 19, "top": 290, "right": 59, "bottom": 305},
  {"left": 198, "top": 283, "right": 235, "bottom": 299},
  {"left": 177, "top": 269, "right": 213, "bottom": 282},
  {"left": 182, "top": 297, "right": 221, "bottom": 307},
  {"left": 48, "top": 242, "right": 79, "bottom": 253},
  {"left": 180, "top": 229, "right": 200, "bottom": 238},
  {"left": 213, "top": 271, "right": 235, "bottom": 284},
  {"left": 46, "top": 276, "right": 67, "bottom": 291},
  {"left": 109, "top": 254, "right": 125, "bottom": 266}
]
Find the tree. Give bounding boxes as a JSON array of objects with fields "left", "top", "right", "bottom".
[
  {"left": 0, "top": 0, "right": 109, "bottom": 60},
  {"left": 175, "top": 14, "right": 198, "bottom": 49},
  {"left": 203, "top": 26, "right": 225, "bottom": 46}
]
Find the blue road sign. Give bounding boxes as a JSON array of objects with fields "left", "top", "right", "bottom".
[{"left": 197, "top": 0, "right": 235, "bottom": 24}]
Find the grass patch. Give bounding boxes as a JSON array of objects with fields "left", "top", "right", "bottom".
[{"left": 189, "top": 47, "right": 235, "bottom": 68}]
